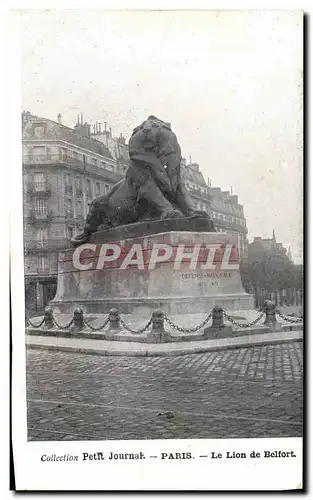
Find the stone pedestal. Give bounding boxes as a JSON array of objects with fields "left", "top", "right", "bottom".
[{"left": 50, "top": 219, "right": 254, "bottom": 316}]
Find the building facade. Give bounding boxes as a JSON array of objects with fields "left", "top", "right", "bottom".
[
  {"left": 22, "top": 112, "right": 124, "bottom": 314},
  {"left": 245, "top": 231, "right": 303, "bottom": 308},
  {"left": 181, "top": 160, "right": 248, "bottom": 259},
  {"left": 22, "top": 111, "right": 248, "bottom": 313}
]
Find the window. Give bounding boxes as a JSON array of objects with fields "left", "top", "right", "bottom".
[
  {"left": 38, "top": 256, "right": 49, "bottom": 272},
  {"left": 101, "top": 161, "right": 106, "bottom": 169},
  {"left": 82, "top": 154, "right": 87, "bottom": 164},
  {"left": 35, "top": 199, "right": 47, "bottom": 217},
  {"left": 75, "top": 176, "right": 82, "bottom": 190},
  {"left": 86, "top": 179, "right": 92, "bottom": 196},
  {"left": 92, "top": 158, "right": 97, "bottom": 165},
  {"left": 32, "top": 146, "right": 46, "bottom": 158},
  {"left": 76, "top": 200, "right": 83, "bottom": 216},
  {"left": 60, "top": 147, "right": 68, "bottom": 160},
  {"left": 64, "top": 174, "right": 71, "bottom": 186},
  {"left": 95, "top": 182, "right": 101, "bottom": 196},
  {"left": 36, "top": 228, "right": 48, "bottom": 246},
  {"left": 34, "top": 126, "right": 45, "bottom": 138},
  {"left": 65, "top": 198, "right": 73, "bottom": 217},
  {"left": 67, "top": 227, "right": 73, "bottom": 239},
  {"left": 34, "top": 173, "right": 46, "bottom": 191}
]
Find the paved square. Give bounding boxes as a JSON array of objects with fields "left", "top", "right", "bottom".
[{"left": 26, "top": 342, "right": 303, "bottom": 441}]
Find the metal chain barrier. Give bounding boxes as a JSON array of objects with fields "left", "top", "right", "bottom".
[
  {"left": 276, "top": 310, "right": 303, "bottom": 324},
  {"left": 163, "top": 312, "right": 212, "bottom": 333},
  {"left": 28, "top": 317, "right": 45, "bottom": 328},
  {"left": 83, "top": 317, "right": 110, "bottom": 331},
  {"left": 120, "top": 317, "right": 152, "bottom": 335},
  {"left": 52, "top": 316, "right": 74, "bottom": 329},
  {"left": 223, "top": 311, "right": 265, "bottom": 328}
]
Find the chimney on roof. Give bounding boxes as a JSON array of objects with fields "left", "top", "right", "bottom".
[
  {"left": 230, "top": 194, "right": 238, "bottom": 204},
  {"left": 74, "top": 116, "right": 91, "bottom": 138},
  {"left": 57, "top": 113, "right": 62, "bottom": 124}
]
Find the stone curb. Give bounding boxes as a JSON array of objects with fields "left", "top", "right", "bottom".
[{"left": 26, "top": 330, "right": 303, "bottom": 357}]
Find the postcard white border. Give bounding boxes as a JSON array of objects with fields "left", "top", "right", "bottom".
[{"left": 6, "top": 1, "right": 307, "bottom": 493}]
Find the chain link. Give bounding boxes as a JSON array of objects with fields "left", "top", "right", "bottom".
[
  {"left": 120, "top": 317, "right": 152, "bottom": 334},
  {"left": 223, "top": 311, "right": 265, "bottom": 328},
  {"left": 163, "top": 312, "right": 212, "bottom": 333},
  {"left": 52, "top": 317, "right": 74, "bottom": 329},
  {"left": 28, "top": 317, "right": 45, "bottom": 328},
  {"left": 83, "top": 317, "right": 110, "bottom": 331},
  {"left": 276, "top": 310, "right": 303, "bottom": 324},
  {"left": 27, "top": 307, "right": 303, "bottom": 336}
]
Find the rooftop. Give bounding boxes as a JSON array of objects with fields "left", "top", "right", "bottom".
[{"left": 22, "top": 114, "right": 113, "bottom": 159}]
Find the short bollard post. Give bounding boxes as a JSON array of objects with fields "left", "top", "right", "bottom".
[
  {"left": 211, "top": 305, "right": 224, "bottom": 328},
  {"left": 109, "top": 308, "right": 120, "bottom": 331},
  {"left": 44, "top": 307, "right": 54, "bottom": 329},
  {"left": 147, "top": 309, "right": 165, "bottom": 343},
  {"left": 73, "top": 307, "right": 84, "bottom": 331},
  {"left": 263, "top": 300, "right": 280, "bottom": 330},
  {"left": 204, "top": 304, "right": 232, "bottom": 339},
  {"left": 151, "top": 310, "right": 165, "bottom": 334}
]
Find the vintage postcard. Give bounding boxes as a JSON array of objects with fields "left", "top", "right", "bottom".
[{"left": 11, "top": 8, "right": 303, "bottom": 491}]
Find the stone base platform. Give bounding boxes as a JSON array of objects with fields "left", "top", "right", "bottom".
[
  {"left": 50, "top": 228, "right": 254, "bottom": 315},
  {"left": 51, "top": 294, "right": 254, "bottom": 316}
]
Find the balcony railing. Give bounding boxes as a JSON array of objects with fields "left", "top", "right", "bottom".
[
  {"left": 27, "top": 210, "right": 53, "bottom": 224},
  {"left": 23, "top": 153, "right": 124, "bottom": 182},
  {"left": 23, "top": 153, "right": 115, "bottom": 170},
  {"left": 27, "top": 184, "right": 52, "bottom": 198},
  {"left": 25, "top": 239, "right": 71, "bottom": 251}
]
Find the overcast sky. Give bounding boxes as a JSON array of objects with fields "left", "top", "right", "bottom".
[{"left": 19, "top": 9, "right": 303, "bottom": 262}]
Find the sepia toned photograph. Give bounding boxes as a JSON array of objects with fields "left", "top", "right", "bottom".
[{"left": 20, "top": 9, "right": 303, "bottom": 449}]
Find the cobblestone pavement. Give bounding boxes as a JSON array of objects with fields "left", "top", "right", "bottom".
[{"left": 26, "top": 342, "right": 303, "bottom": 441}]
